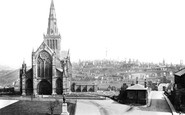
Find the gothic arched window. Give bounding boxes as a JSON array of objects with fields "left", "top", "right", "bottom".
[
  {"left": 55, "top": 40, "right": 57, "bottom": 49},
  {"left": 50, "top": 39, "right": 52, "bottom": 49},
  {"left": 37, "top": 51, "right": 52, "bottom": 80},
  {"left": 47, "top": 40, "right": 49, "bottom": 46},
  {"left": 53, "top": 39, "right": 55, "bottom": 49},
  {"left": 45, "top": 58, "right": 52, "bottom": 80},
  {"left": 51, "top": 29, "right": 53, "bottom": 35},
  {"left": 37, "top": 59, "right": 40, "bottom": 77},
  {"left": 37, "top": 58, "right": 44, "bottom": 78},
  {"left": 53, "top": 40, "right": 55, "bottom": 49}
]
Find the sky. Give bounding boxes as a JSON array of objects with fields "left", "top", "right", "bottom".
[{"left": 0, "top": 0, "right": 185, "bottom": 69}]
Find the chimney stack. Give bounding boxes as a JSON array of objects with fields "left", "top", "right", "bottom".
[
  {"left": 136, "top": 77, "right": 138, "bottom": 84},
  {"left": 144, "top": 79, "right": 147, "bottom": 88}
]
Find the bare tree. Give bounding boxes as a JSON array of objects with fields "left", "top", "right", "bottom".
[{"left": 48, "top": 99, "right": 60, "bottom": 115}]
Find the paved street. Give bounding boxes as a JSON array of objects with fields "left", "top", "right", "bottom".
[
  {"left": 76, "top": 91, "right": 173, "bottom": 115},
  {"left": 147, "top": 91, "right": 172, "bottom": 112},
  {"left": 75, "top": 100, "right": 101, "bottom": 115}
]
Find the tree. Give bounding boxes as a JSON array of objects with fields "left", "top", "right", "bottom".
[
  {"left": 162, "top": 75, "right": 167, "bottom": 83},
  {"left": 117, "top": 83, "right": 128, "bottom": 103},
  {"left": 48, "top": 99, "right": 60, "bottom": 115}
]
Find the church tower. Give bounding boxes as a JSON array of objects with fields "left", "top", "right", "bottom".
[
  {"left": 20, "top": 0, "right": 71, "bottom": 96},
  {"left": 44, "top": 0, "right": 61, "bottom": 56}
]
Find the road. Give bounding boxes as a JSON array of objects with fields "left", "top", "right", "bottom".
[
  {"left": 147, "top": 91, "right": 172, "bottom": 112},
  {"left": 75, "top": 91, "right": 173, "bottom": 115}
]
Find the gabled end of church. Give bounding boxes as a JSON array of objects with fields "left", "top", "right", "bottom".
[{"left": 19, "top": 0, "right": 72, "bottom": 96}]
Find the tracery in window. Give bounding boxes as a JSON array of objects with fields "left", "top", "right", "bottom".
[{"left": 37, "top": 51, "right": 52, "bottom": 80}]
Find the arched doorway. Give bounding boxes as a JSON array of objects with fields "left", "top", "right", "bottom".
[
  {"left": 38, "top": 80, "right": 52, "bottom": 95},
  {"left": 88, "top": 86, "right": 94, "bottom": 92},
  {"left": 56, "top": 78, "right": 63, "bottom": 94},
  {"left": 76, "top": 86, "right": 81, "bottom": 92},
  {"left": 26, "top": 79, "right": 33, "bottom": 95},
  {"left": 71, "top": 83, "right": 75, "bottom": 92},
  {"left": 82, "top": 86, "right": 87, "bottom": 92}
]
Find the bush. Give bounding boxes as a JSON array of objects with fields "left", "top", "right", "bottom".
[{"left": 48, "top": 99, "right": 60, "bottom": 115}]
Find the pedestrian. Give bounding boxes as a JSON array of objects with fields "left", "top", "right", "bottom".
[
  {"left": 63, "top": 94, "right": 66, "bottom": 103},
  {"left": 31, "top": 94, "right": 33, "bottom": 101}
]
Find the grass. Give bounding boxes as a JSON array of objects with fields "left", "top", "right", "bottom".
[{"left": 0, "top": 100, "right": 76, "bottom": 115}]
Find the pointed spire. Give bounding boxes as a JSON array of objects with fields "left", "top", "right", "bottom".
[
  {"left": 23, "top": 58, "right": 25, "bottom": 64},
  {"left": 44, "top": 0, "right": 61, "bottom": 55},
  {"left": 67, "top": 49, "right": 70, "bottom": 58},
  {"left": 47, "top": 0, "right": 58, "bottom": 35},
  {"left": 49, "top": 0, "right": 55, "bottom": 18},
  {"left": 22, "top": 59, "right": 26, "bottom": 70},
  {"left": 51, "top": 0, "right": 54, "bottom": 8}
]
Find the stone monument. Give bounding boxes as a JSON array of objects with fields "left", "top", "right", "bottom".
[
  {"left": 61, "top": 103, "right": 69, "bottom": 115},
  {"left": 61, "top": 94, "right": 69, "bottom": 115}
]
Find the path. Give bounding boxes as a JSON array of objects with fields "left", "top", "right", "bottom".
[
  {"left": 75, "top": 100, "right": 101, "bottom": 115},
  {"left": 148, "top": 91, "right": 172, "bottom": 112},
  {"left": 75, "top": 91, "right": 173, "bottom": 115},
  {"left": 0, "top": 99, "right": 18, "bottom": 109}
]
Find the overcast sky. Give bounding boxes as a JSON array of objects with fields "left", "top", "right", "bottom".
[{"left": 0, "top": 0, "right": 185, "bottom": 68}]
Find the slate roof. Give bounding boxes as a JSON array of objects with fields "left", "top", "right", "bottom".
[
  {"left": 174, "top": 68, "right": 185, "bottom": 76},
  {"left": 126, "top": 84, "right": 147, "bottom": 90}
]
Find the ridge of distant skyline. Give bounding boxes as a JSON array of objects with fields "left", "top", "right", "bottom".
[{"left": 0, "top": 0, "right": 185, "bottom": 69}]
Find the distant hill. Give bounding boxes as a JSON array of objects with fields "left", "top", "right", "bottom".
[
  {"left": 0, "top": 69, "right": 20, "bottom": 87},
  {"left": 0, "top": 65, "right": 14, "bottom": 71}
]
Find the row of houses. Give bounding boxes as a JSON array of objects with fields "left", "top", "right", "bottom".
[{"left": 172, "top": 68, "right": 185, "bottom": 111}]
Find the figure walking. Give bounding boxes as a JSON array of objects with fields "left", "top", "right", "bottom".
[{"left": 63, "top": 94, "right": 66, "bottom": 103}]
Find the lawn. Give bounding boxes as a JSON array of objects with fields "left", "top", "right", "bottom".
[{"left": 0, "top": 100, "right": 76, "bottom": 115}]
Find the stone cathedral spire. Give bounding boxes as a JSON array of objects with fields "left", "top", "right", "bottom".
[
  {"left": 20, "top": 0, "right": 72, "bottom": 96},
  {"left": 47, "top": 0, "right": 58, "bottom": 35},
  {"left": 44, "top": 0, "right": 61, "bottom": 55}
]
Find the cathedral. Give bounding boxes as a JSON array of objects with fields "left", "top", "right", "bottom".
[{"left": 19, "top": 0, "right": 72, "bottom": 96}]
